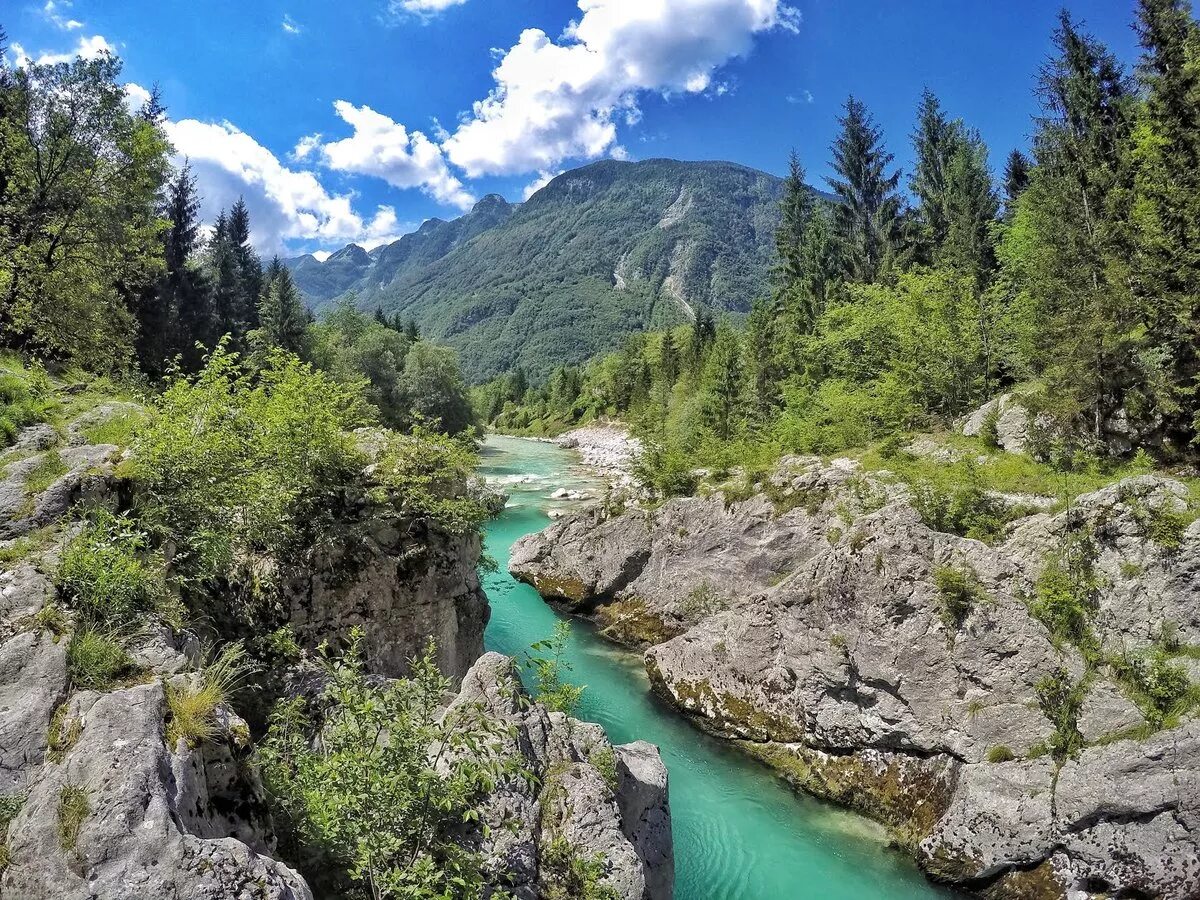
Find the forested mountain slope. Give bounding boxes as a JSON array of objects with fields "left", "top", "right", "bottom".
[{"left": 288, "top": 159, "right": 805, "bottom": 381}]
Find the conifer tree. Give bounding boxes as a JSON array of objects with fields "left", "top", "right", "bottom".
[
  {"left": 910, "top": 90, "right": 962, "bottom": 258},
  {"left": 1002, "top": 149, "right": 1031, "bottom": 217},
  {"left": 942, "top": 133, "right": 1000, "bottom": 285},
  {"left": 826, "top": 97, "right": 905, "bottom": 283},
  {"left": 257, "top": 258, "right": 308, "bottom": 356},
  {"left": 701, "top": 320, "right": 743, "bottom": 441},
  {"left": 153, "top": 165, "right": 213, "bottom": 373}
]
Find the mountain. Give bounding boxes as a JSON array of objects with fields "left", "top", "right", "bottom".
[{"left": 288, "top": 158, "right": 804, "bottom": 382}]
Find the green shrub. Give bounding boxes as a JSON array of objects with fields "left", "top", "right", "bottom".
[
  {"left": 259, "top": 632, "right": 513, "bottom": 900},
  {"left": 588, "top": 744, "right": 618, "bottom": 793},
  {"left": 979, "top": 406, "right": 1001, "bottom": 449},
  {"left": 634, "top": 440, "right": 698, "bottom": 499},
  {"left": 66, "top": 629, "right": 137, "bottom": 690},
  {"left": 56, "top": 785, "right": 89, "bottom": 851},
  {"left": 910, "top": 467, "right": 1015, "bottom": 543},
  {"left": 1035, "top": 669, "right": 1085, "bottom": 761},
  {"left": 0, "top": 368, "right": 56, "bottom": 449},
  {"left": 540, "top": 836, "right": 621, "bottom": 900},
  {"left": 679, "top": 581, "right": 728, "bottom": 621},
  {"left": 80, "top": 408, "right": 147, "bottom": 448},
  {"left": 934, "top": 565, "right": 987, "bottom": 632},
  {"left": 1110, "top": 649, "right": 1199, "bottom": 728},
  {"left": 132, "top": 346, "right": 373, "bottom": 583},
  {"left": 526, "top": 621, "right": 585, "bottom": 716},
  {"left": 56, "top": 511, "right": 165, "bottom": 627},
  {"left": 1029, "top": 534, "right": 1100, "bottom": 654},
  {"left": 986, "top": 745, "right": 1015, "bottom": 763},
  {"left": 370, "top": 426, "right": 487, "bottom": 534}
]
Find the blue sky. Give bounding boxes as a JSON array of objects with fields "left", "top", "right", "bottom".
[{"left": 6, "top": 0, "right": 1141, "bottom": 256}]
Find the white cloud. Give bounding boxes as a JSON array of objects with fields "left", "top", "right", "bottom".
[
  {"left": 441, "top": 0, "right": 800, "bottom": 177},
  {"left": 166, "top": 118, "right": 410, "bottom": 253},
  {"left": 24, "top": 33, "right": 115, "bottom": 66},
  {"left": 521, "top": 170, "right": 561, "bottom": 200},
  {"left": 786, "top": 89, "right": 813, "bottom": 104},
  {"left": 388, "top": 0, "right": 470, "bottom": 19},
  {"left": 311, "top": 250, "right": 332, "bottom": 262},
  {"left": 43, "top": 1, "right": 83, "bottom": 31},
  {"left": 123, "top": 82, "right": 151, "bottom": 113},
  {"left": 302, "top": 101, "right": 475, "bottom": 210},
  {"left": 282, "top": 14, "right": 302, "bottom": 35}
]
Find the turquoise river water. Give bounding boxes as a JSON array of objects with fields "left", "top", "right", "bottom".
[{"left": 479, "top": 435, "right": 957, "bottom": 900}]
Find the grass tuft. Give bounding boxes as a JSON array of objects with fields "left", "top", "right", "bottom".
[
  {"left": 165, "top": 642, "right": 253, "bottom": 748},
  {"left": 56, "top": 785, "right": 89, "bottom": 851},
  {"left": 66, "top": 628, "right": 138, "bottom": 690}
]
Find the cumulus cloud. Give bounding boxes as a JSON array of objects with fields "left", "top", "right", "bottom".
[
  {"left": 13, "top": 33, "right": 116, "bottom": 67},
  {"left": 123, "top": 81, "right": 152, "bottom": 113},
  {"left": 301, "top": 101, "right": 475, "bottom": 210},
  {"left": 166, "top": 119, "right": 409, "bottom": 253},
  {"left": 441, "top": 0, "right": 800, "bottom": 177},
  {"left": 786, "top": 89, "right": 813, "bottom": 104},
  {"left": 282, "top": 14, "right": 302, "bottom": 35}
]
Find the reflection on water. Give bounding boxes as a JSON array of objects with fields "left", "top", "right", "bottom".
[{"left": 479, "top": 435, "right": 957, "bottom": 900}]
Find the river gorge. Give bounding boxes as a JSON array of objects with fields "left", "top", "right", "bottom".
[{"left": 479, "top": 435, "right": 953, "bottom": 900}]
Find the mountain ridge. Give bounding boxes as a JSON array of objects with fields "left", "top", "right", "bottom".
[{"left": 287, "top": 157, "right": 818, "bottom": 381}]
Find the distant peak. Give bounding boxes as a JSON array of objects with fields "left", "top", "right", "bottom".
[
  {"left": 328, "top": 243, "right": 370, "bottom": 263},
  {"left": 473, "top": 193, "right": 510, "bottom": 211}
]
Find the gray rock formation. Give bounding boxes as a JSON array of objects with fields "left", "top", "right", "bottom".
[
  {"left": 450, "top": 652, "right": 673, "bottom": 900},
  {"left": 960, "top": 393, "right": 1031, "bottom": 454},
  {"left": 512, "top": 455, "right": 1200, "bottom": 898}
]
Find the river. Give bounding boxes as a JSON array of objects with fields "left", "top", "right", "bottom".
[{"left": 479, "top": 435, "right": 956, "bottom": 900}]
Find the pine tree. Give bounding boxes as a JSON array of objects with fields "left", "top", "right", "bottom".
[
  {"left": 942, "top": 132, "right": 1000, "bottom": 286},
  {"left": 405, "top": 319, "right": 420, "bottom": 341},
  {"left": 374, "top": 307, "right": 388, "bottom": 327},
  {"left": 1002, "top": 149, "right": 1031, "bottom": 218},
  {"left": 701, "top": 321, "right": 743, "bottom": 441},
  {"left": 743, "top": 297, "right": 778, "bottom": 419},
  {"left": 1000, "top": 12, "right": 1139, "bottom": 435},
  {"left": 1129, "top": 0, "right": 1200, "bottom": 440},
  {"left": 155, "top": 165, "right": 213, "bottom": 373},
  {"left": 826, "top": 97, "right": 905, "bottom": 283},
  {"left": 257, "top": 258, "right": 308, "bottom": 356},
  {"left": 227, "top": 197, "right": 263, "bottom": 332},
  {"left": 910, "top": 89, "right": 962, "bottom": 259}
]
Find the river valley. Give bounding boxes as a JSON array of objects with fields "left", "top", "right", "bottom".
[{"left": 479, "top": 435, "right": 956, "bottom": 900}]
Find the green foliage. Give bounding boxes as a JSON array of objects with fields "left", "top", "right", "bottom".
[
  {"left": 370, "top": 427, "right": 487, "bottom": 534},
  {"left": 1035, "top": 668, "right": 1086, "bottom": 761},
  {"left": 56, "top": 510, "right": 165, "bottom": 627},
  {"left": 0, "top": 53, "right": 170, "bottom": 371},
  {"left": 0, "top": 365, "right": 57, "bottom": 446},
  {"left": 540, "top": 836, "right": 621, "bottom": 900},
  {"left": 526, "top": 621, "right": 585, "bottom": 717},
  {"left": 1110, "top": 647, "right": 1200, "bottom": 729},
  {"left": 260, "top": 633, "right": 515, "bottom": 900},
  {"left": 0, "top": 792, "right": 24, "bottom": 873},
  {"left": 66, "top": 628, "right": 138, "bottom": 690},
  {"left": 933, "top": 565, "right": 986, "bottom": 632},
  {"left": 633, "top": 440, "right": 699, "bottom": 499},
  {"left": 131, "top": 345, "right": 371, "bottom": 583},
  {"left": 22, "top": 451, "right": 66, "bottom": 496},
  {"left": 165, "top": 642, "right": 254, "bottom": 747},
  {"left": 588, "top": 744, "right": 618, "bottom": 793},
  {"left": 79, "top": 408, "right": 147, "bottom": 448},
  {"left": 1030, "top": 534, "right": 1101, "bottom": 653},
  {"left": 56, "top": 785, "right": 90, "bottom": 851}
]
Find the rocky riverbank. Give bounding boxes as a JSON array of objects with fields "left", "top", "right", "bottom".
[
  {"left": 0, "top": 393, "right": 672, "bottom": 899},
  {"left": 510, "top": 448, "right": 1200, "bottom": 898},
  {"left": 554, "top": 424, "right": 642, "bottom": 486}
]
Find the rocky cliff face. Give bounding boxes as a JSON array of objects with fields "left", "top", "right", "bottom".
[
  {"left": 0, "top": 404, "right": 673, "bottom": 900},
  {"left": 511, "top": 454, "right": 1200, "bottom": 898}
]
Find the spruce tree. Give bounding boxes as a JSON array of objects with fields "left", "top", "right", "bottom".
[
  {"left": 910, "top": 89, "right": 962, "bottom": 258},
  {"left": 1002, "top": 149, "right": 1031, "bottom": 218},
  {"left": 826, "top": 97, "right": 905, "bottom": 283},
  {"left": 942, "top": 132, "right": 1000, "bottom": 285},
  {"left": 701, "top": 320, "right": 743, "bottom": 441},
  {"left": 157, "top": 165, "right": 213, "bottom": 373},
  {"left": 257, "top": 258, "right": 308, "bottom": 356}
]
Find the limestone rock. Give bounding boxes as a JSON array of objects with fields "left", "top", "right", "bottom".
[
  {"left": 0, "top": 630, "right": 68, "bottom": 795},
  {"left": 960, "top": 393, "right": 1031, "bottom": 454},
  {"left": 450, "top": 652, "right": 673, "bottom": 900},
  {"left": 1, "top": 682, "right": 312, "bottom": 900}
]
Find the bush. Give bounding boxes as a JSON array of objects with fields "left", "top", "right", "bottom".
[
  {"left": 1029, "top": 534, "right": 1099, "bottom": 653},
  {"left": 933, "top": 565, "right": 986, "bottom": 632},
  {"left": 259, "top": 632, "right": 513, "bottom": 900},
  {"left": 540, "top": 836, "right": 621, "bottom": 900},
  {"left": 1110, "top": 649, "right": 1199, "bottom": 728},
  {"left": 371, "top": 426, "right": 487, "bottom": 534},
  {"left": 526, "top": 621, "right": 584, "bottom": 716},
  {"left": 56, "top": 511, "right": 165, "bottom": 627},
  {"left": 132, "top": 346, "right": 372, "bottom": 583},
  {"left": 633, "top": 440, "right": 698, "bottom": 498},
  {"left": 1035, "top": 668, "right": 1085, "bottom": 761},
  {"left": 66, "top": 629, "right": 138, "bottom": 690}
]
